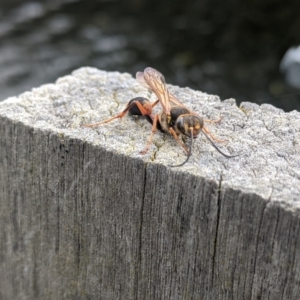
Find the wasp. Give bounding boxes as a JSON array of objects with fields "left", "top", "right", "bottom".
[{"left": 82, "top": 67, "right": 239, "bottom": 167}]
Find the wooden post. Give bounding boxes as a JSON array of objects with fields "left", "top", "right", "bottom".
[{"left": 0, "top": 67, "right": 300, "bottom": 299}]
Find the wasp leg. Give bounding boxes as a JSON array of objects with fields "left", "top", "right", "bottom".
[
  {"left": 148, "top": 99, "right": 165, "bottom": 133},
  {"left": 82, "top": 99, "right": 153, "bottom": 128},
  {"left": 140, "top": 114, "right": 159, "bottom": 154},
  {"left": 202, "top": 126, "right": 227, "bottom": 143},
  {"left": 169, "top": 127, "right": 189, "bottom": 154},
  {"left": 151, "top": 99, "right": 160, "bottom": 108}
]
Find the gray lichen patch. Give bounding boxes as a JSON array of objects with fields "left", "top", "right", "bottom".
[{"left": 1, "top": 67, "right": 300, "bottom": 207}]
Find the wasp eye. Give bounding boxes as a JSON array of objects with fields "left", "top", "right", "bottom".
[{"left": 175, "top": 116, "right": 185, "bottom": 133}]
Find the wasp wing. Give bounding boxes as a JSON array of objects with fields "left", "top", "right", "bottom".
[
  {"left": 136, "top": 71, "right": 151, "bottom": 89},
  {"left": 136, "top": 67, "right": 171, "bottom": 114},
  {"left": 168, "top": 92, "right": 187, "bottom": 108}
]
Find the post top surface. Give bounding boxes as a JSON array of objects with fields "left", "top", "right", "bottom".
[{"left": 1, "top": 67, "right": 300, "bottom": 209}]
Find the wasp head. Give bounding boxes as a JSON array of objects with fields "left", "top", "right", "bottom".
[{"left": 175, "top": 114, "right": 204, "bottom": 138}]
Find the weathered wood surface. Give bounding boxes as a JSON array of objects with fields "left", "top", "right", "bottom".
[{"left": 1, "top": 67, "right": 300, "bottom": 300}]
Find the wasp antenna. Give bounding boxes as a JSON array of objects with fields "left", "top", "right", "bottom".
[
  {"left": 170, "top": 130, "right": 193, "bottom": 167},
  {"left": 202, "top": 131, "right": 240, "bottom": 158}
]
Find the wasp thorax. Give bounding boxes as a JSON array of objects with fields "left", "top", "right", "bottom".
[{"left": 175, "top": 115, "right": 204, "bottom": 137}]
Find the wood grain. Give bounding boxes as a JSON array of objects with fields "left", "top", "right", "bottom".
[{"left": 0, "top": 67, "right": 300, "bottom": 299}]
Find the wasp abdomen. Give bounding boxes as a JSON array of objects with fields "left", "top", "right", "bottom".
[
  {"left": 126, "top": 97, "right": 164, "bottom": 132},
  {"left": 127, "top": 97, "right": 150, "bottom": 116}
]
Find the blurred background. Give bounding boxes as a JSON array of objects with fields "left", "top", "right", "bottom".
[{"left": 0, "top": 0, "right": 300, "bottom": 111}]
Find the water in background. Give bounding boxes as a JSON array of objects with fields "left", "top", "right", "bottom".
[{"left": 0, "top": 0, "right": 300, "bottom": 111}]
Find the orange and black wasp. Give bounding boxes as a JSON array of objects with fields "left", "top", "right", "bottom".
[{"left": 83, "top": 67, "right": 239, "bottom": 167}]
